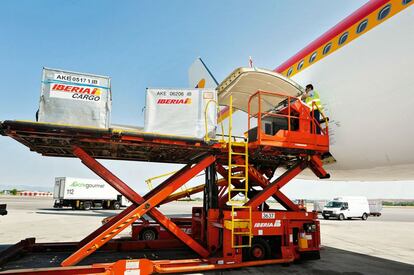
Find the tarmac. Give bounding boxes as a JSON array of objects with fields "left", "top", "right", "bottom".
[{"left": 0, "top": 196, "right": 413, "bottom": 274}]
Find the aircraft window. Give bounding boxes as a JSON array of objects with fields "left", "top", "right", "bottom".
[
  {"left": 403, "top": 0, "right": 412, "bottom": 5},
  {"left": 356, "top": 19, "right": 368, "bottom": 34},
  {"left": 297, "top": 60, "right": 304, "bottom": 71},
  {"left": 323, "top": 43, "right": 332, "bottom": 55},
  {"left": 309, "top": 52, "right": 317, "bottom": 63},
  {"left": 378, "top": 4, "right": 391, "bottom": 20},
  {"left": 287, "top": 67, "right": 293, "bottom": 77},
  {"left": 338, "top": 32, "right": 348, "bottom": 45}
]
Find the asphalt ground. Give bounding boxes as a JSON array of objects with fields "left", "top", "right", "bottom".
[{"left": 0, "top": 196, "right": 413, "bottom": 274}]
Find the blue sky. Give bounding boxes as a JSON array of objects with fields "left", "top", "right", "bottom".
[
  {"left": 0, "top": 0, "right": 366, "bottom": 125},
  {"left": 3, "top": 0, "right": 411, "bottom": 199}
]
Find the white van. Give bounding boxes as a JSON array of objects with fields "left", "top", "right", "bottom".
[{"left": 322, "top": 196, "right": 370, "bottom": 220}]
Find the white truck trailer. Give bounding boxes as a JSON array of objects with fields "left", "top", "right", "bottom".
[{"left": 53, "top": 177, "right": 130, "bottom": 210}]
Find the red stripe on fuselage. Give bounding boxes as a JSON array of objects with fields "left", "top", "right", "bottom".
[{"left": 274, "top": 0, "right": 390, "bottom": 73}]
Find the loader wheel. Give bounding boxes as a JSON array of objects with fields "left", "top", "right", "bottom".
[
  {"left": 247, "top": 238, "right": 271, "bottom": 261},
  {"left": 338, "top": 214, "right": 345, "bottom": 221},
  {"left": 139, "top": 228, "right": 157, "bottom": 241},
  {"left": 361, "top": 213, "right": 368, "bottom": 220},
  {"left": 112, "top": 202, "right": 121, "bottom": 210},
  {"left": 83, "top": 201, "right": 92, "bottom": 211}
]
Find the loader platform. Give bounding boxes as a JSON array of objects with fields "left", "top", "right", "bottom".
[
  {"left": 0, "top": 70, "right": 331, "bottom": 274},
  {"left": 0, "top": 120, "right": 218, "bottom": 164}
]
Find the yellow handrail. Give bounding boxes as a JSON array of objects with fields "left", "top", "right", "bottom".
[
  {"left": 145, "top": 170, "right": 203, "bottom": 198},
  {"left": 225, "top": 95, "right": 252, "bottom": 248},
  {"left": 230, "top": 205, "right": 252, "bottom": 248},
  {"left": 227, "top": 95, "right": 249, "bottom": 204},
  {"left": 145, "top": 170, "right": 178, "bottom": 190},
  {"left": 204, "top": 99, "right": 225, "bottom": 143}
]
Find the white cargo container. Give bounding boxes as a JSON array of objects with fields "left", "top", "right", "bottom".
[
  {"left": 38, "top": 68, "right": 111, "bottom": 128},
  {"left": 53, "top": 177, "right": 130, "bottom": 210},
  {"left": 144, "top": 88, "right": 217, "bottom": 139},
  {"left": 322, "top": 196, "right": 370, "bottom": 221},
  {"left": 368, "top": 199, "right": 383, "bottom": 216},
  {"left": 313, "top": 200, "right": 328, "bottom": 213}
]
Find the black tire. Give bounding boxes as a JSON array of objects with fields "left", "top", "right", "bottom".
[
  {"left": 299, "top": 250, "right": 321, "bottom": 261},
  {"left": 83, "top": 201, "right": 92, "bottom": 211},
  {"left": 139, "top": 228, "right": 157, "bottom": 241},
  {"left": 322, "top": 215, "right": 329, "bottom": 220},
  {"left": 338, "top": 214, "right": 345, "bottom": 221},
  {"left": 247, "top": 238, "right": 271, "bottom": 261},
  {"left": 361, "top": 213, "right": 368, "bottom": 220},
  {"left": 112, "top": 202, "right": 121, "bottom": 210}
]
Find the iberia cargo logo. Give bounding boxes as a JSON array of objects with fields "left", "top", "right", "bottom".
[
  {"left": 157, "top": 98, "right": 192, "bottom": 104},
  {"left": 50, "top": 83, "right": 103, "bottom": 102}
]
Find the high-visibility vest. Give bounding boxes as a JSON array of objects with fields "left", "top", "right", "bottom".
[{"left": 305, "top": 90, "right": 323, "bottom": 111}]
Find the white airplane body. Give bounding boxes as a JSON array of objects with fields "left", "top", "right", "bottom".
[
  {"left": 191, "top": 0, "right": 414, "bottom": 181},
  {"left": 290, "top": 3, "right": 414, "bottom": 180}
]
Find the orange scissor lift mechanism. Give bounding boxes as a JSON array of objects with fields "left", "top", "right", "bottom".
[{"left": 0, "top": 70, "right": 329, "bottom": 274}]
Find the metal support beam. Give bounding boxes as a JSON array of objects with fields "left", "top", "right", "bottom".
[
  {"left": 309, "top": 155, "right": 330, "bottom": 179},
  {"left": 62, "top": 147, "right": 214, "bottom": 266},
  {"left": 161, "top": 184, "right": 205, "bottom": 204},
  {"left": 204, "top": 164, "right": 218, "bottom": 212},
  {"left": 246, "top": 161, "right": 306, "bottom": 210},
  {"left": 247, "top": 165, "right": 301, "bottom": 211},
  {"left": 78, "top": 204, "right": 136, "bottom": 247},
  {"left": 216, "top": 163, "right": 244, "bottom": 207},
  {"left": 72, "top": 146, "right": 142, "bottom": 203}
]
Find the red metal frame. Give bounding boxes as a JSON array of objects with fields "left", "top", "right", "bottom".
[
  {"left": 62, "top": 147, "right": 215, "bottom": 266},
  {"left": 0, "top": 108, "right": 330, "bottom": 274}
]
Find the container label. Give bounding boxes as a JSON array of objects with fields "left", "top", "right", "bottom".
[
  {"left": 154, "top": 90, "right": 194, "bottom": 105},
  {"left": 54, "top": 73, "right": 100, "bottom": 85}
]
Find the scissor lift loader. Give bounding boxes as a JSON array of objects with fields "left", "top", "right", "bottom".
[{"left": 0, "top": 68, "right": 329, "bottom": 274}]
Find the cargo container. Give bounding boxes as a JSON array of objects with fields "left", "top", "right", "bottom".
[
  {"left": 38, "top": 68, "right": 111, "bottom": 128},
  {"left": 144, "top": 88, "right": 217, "bottom": 139},
  {"left": 368, "top": 199, "right": 383, "bottom": 216},
  {"left": 313, "top": 200, "right": 328, "bottom": 213},
  {"left": 53, "top": 177, "right": 130, "bottom": 210}
]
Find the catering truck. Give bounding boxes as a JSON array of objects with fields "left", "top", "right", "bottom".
[
  {"left": 53, "top": 177, "right": 130, "bottom": 210},
  {"left": 322, "top": 196, "right": 370, "bottom": 220}
]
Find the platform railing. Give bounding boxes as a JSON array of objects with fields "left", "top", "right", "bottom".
[
  {"left": 204, "top": 99, "right": 225, "bottom": 143},
  {"left": 247, "top": 90, "right": 329, "bottom": 149}
]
